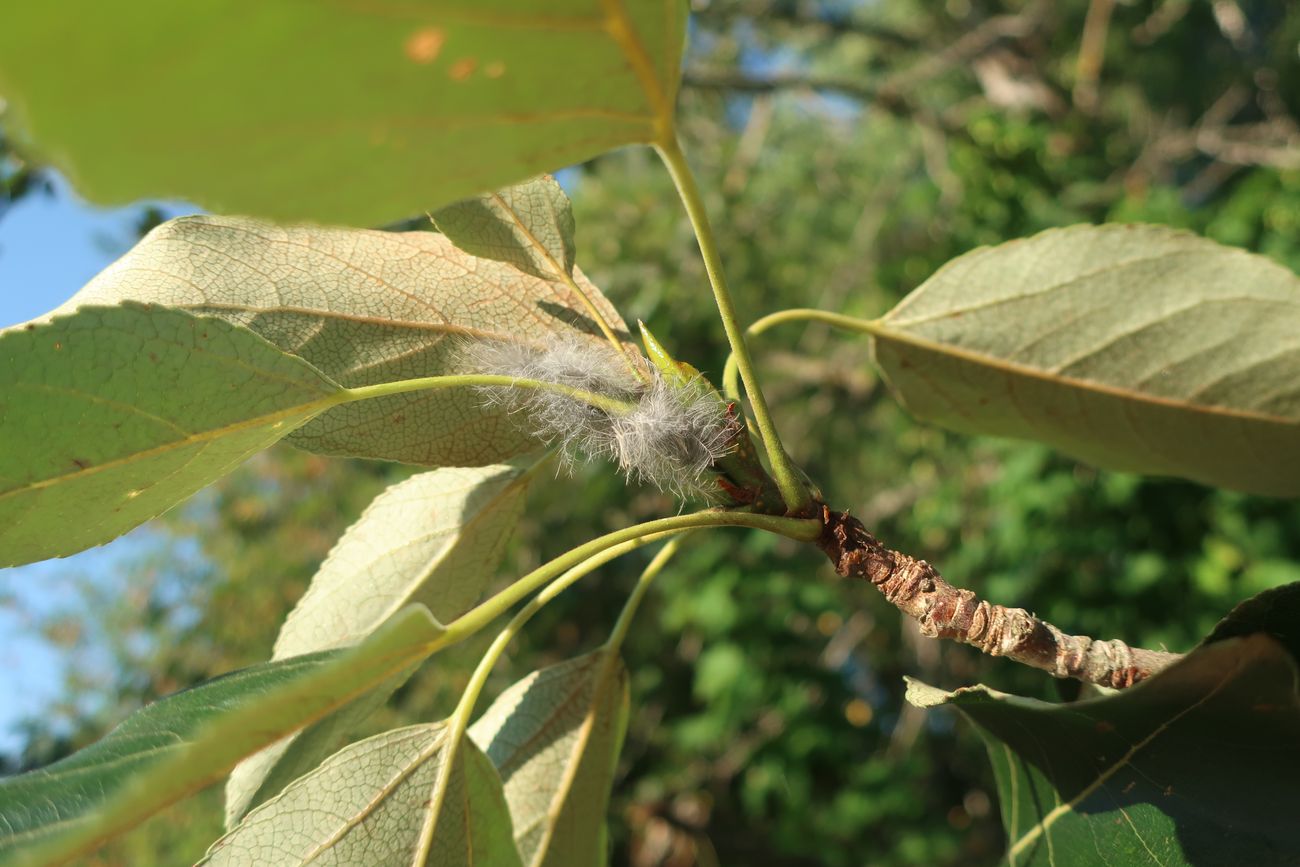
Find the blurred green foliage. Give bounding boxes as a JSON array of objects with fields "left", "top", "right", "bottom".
[{"left": 5, "top": 1, "right": 1300, "bottom": 864}]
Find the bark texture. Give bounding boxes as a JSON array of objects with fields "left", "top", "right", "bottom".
[{"left": 816, "top": 506, "right": 1181, "bottom": 688}]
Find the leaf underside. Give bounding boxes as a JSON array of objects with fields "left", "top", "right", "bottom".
[
  {"left": 433, "top": 175, "right": 578, "bottom": 281},
  {"left": 873, "top": 224, "right": 1300, "bottom": 495},
  {"left": 56, "top": 215, "right": 635, "bottom": 467},
  {"left": 205, "top": 723, "right": 522, "bottom": 867},
  {"left": 226, "top": 463, "right": 533, "bottom": 824},
  {"left": 469, "top": 651, "right": 630, "bottom": 867}
]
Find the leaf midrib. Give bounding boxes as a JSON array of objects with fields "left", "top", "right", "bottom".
[
  {"left": 872, "top": 324, "right": 1300, "bottom": 427},
  {"left": 0, "top": 394, "right": 340, "bottom": 503}
]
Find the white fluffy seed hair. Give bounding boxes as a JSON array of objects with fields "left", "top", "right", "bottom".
[{"left": 465, "top": 337, "right": 734, "bottom": 501}]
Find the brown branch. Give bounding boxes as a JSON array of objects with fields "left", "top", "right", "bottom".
[
  {"left": 1073, "top": 0, "right": 1115, "bottom": 112},
  {"left": 875, "top": 2, "right": 1044, "bottom": 99},
  {"left": 683, "top": 68, "right": 881, "bottom": 103},
  {"left": 681, "top": 69, "right": 968, "bottom": 137},
  {"left": 816, "top": 507, "right": 1181, "bottom": 689}
]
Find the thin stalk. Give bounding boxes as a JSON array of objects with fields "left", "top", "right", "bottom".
[
  {"left": 603, "top": 535, "right": 686, "bottom": 654},
  {"left": 424, "top": 534, "right": 688, "bottom": 862},
  {"left": 722, "top": 309, "right": 881, "bottom": 400},
  {"left": 413, "top": 535, "right": 676, "bottom": 863},
  {"left": 655, "top": 135, "right": 812, "bottom": 516},
  {"left": 446, "top": 531, "right": 678, "bottom": 731},
  {"left": 338, "top": 373, "right": 636, "bottom": 416},
  {"left": 432, "top": 509, "right": 820, "bottom": 655}
]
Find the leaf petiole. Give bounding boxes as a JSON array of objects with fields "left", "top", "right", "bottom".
[
  {"left": 446, "top": 531, "right": 681, "bottom": 735},
  {"left": 339, "top": 373, "right": 637, "bottom": 416},
  {"left": 603, "top": 535, "right": 686, "bottom": 655},
  {"left": 428, "top": 508, "right": 820, "bottom": 662},
  {"left": 721, "top": 308, "right": 882, "bottom": 401}
]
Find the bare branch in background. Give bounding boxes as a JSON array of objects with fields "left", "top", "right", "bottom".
[
  {"left": 875, "top": 1, "right": 1046, "bottom": 99},
  {"left": 1132, "top": 0, "right": 1191, "bottom": 45},
  {"left": 1073, "top": 0, "right": 1116, "bottom": 112},
  {"left": 690, "top": 0, "right": 919, "bottom": 49}
]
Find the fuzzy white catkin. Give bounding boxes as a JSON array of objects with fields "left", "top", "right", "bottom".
[{"left": 466, "top": 338, "right": 734, "bottom": 500}]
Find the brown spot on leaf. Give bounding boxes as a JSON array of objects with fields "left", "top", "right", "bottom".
[
  {"left": 404, "top": 27, "right": 445, "bottom": 64},
  {"left": 449, "top": 57, "right": 477, "bottom": 81},
  {"left": 485, "top": 61, "right": 506, "bottom": 79},
  {"left": 71, "top": 458, "right": 89, "bottom": 470},
  {"left": 24, "top": 323, "right": 36, "bottom": 331},
  {"left": 53, "top": 342, "right": 62, "bottom": 350},
  {"left": 1094, "top": 720, "right": 1115, "bottom": 734}
]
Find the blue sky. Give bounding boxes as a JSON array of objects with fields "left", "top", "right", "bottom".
[{"left": 0, "top": 177, "right": 193, "bottom": 754}]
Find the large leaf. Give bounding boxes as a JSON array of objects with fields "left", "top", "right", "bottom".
[
  {"left": 226, "top": 462, "right": 534, "bottom": 823},
  {"left": 0, "top": 303, "right": 342, "bottom": 567},
  {"left": 433, "top": 175, "right": 577, "bottom": 281},
  {"left": 469, "top": 651, "right": 630, "bottom": 866},
  {"left": 907, "top": 583, "right": 1300, "bottom": 866},
  {"left": 204, "top": 723, "right": 523, "bottom": 867},
  {"left": 0, "top": 606, "right": 444, "bottom": 867},
  {"left": 55, "top": 215, "right": 634, "bottom": 466},
  {"left": 0, "top": 1, "right": 688, "bottom": 226},
  {"left": 871, "top": 225, "right": 1300, "bottom": 495}
]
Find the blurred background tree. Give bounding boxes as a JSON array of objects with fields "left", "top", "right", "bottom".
[{"left": 3, "top": 1, "right": 1298, "bottom": 864}]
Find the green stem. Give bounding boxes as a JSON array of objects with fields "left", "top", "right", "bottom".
[
  {"left": 416, "top": 532, "right": 681, "bottom": 863},
  {"left": 603, "top": 535, "right": 686, "bottom": 654},
  {"left": 446, "top": 531, "right": 680, "bottom": 731},
  {"left": 722, "top": 309, "right": 881, "bottom": 400},
  {"left": 655, "top": 136, "right": 812, "bottom": 516},
  {"left": 430, "top": 509, "right": 819, "bottom": 657},
  {"left": 338, "top": 373, "right": 636, "bottom": 416}
]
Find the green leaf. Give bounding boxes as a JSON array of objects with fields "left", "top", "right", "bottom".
[
  {"left": 469, "top": 651, "right": 630, "bottom": 866},
  {"left": 204, "top": 723, "right": 523, "bottom": 867},
  {"left": 907, "top": 583, "right": 1300, "bottom": 866},
  {"left": 871, "top": 224, "right": 1300, "bottom": 495},
  {"left": 226, "top": 462, "right": 535, "bottom": 824},
  {"left": 0, "top": 606, "right": 444, "bottom": 867},
  {"left": 434, "top": 175, "right": 576, "bottom": 281},
  {"left": 56, "top": 215, "right": 634, "bottom": 466},
  {"left": 0, "top": 1, "right": 688, "bottom": 226},
  {"left": 0, "top": 303, "right": 342, "bottom": 567}
]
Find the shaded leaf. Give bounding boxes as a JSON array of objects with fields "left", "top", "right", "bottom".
[
  {"left": 434, "top": 175, "right": 577, "bottom": 281},
  {"left": 872, "top": 224, "right": 1300, "bottom": 495},
  {"left": 0, "top": 303, "right": 341, "bottom": 567},
  {"left": 204, "top": 723, "right": 522, "bottom": 867},
  {"left": 56, "top": 215, "right": 634, "bottom": 466},
  {"left": 907, "top": 583, "right": 1300, "bottom": 866},
  {"left": 0, "top": 606, "right": 444, "bottom": 867},
  {"left": 226, "top": 462, "right": 535, "bottom": 823},
  {"left": 0, "top": 1, "right": 688, "bottom": 226},
  {"left": 470, "top": 651, "right": 630, "bottom": 866}
]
